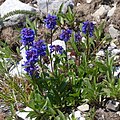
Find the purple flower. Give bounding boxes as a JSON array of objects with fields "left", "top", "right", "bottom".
[
  {"left": 49, "top": 45, "right": 64, "bottom": 54},
  {"left": 26, "top": 48, "right": 38, "bottom": 63},
  {"left": 75, "top": 32, "right": 82, "bottom": 42},
  {"left": 21, "top": 28, "right": 35, "bottom": 46},
  {"left": 33, "top": 40, "right": 47, "bottom": 57},
  {"left": 44, "top": 14, "right": 57, "bottom": 30},
  {"left": 24, "top": 61, "right": 39, "bottom": 77},
  {"left": 82, "top": 21, "right": 94, "bottom": 37},
  {"left": 60, "top": 29, "right": 72, "bottom": 42}
]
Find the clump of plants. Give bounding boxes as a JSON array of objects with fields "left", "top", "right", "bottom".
[{"left": 0, "top": 6, "right": 120, "bottom": 120}]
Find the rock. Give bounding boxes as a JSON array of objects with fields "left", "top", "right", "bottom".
[
  {"left": 95, "top": 108, "right": 120, "bottom": 120},
  {"left": 9, "top": 45, "right": 26, "bottom": 76},
  {"left": 16, "top": 107, "right": 35, "bottom": 120},
  {"left": 108, "top": 42, "right": 117, "bottom": 51},
  {"left": 47, "top": 40, "right": 66, "bottom": 71},
  {"left": 116, "top": 111, "right": 120, "bottom": 116},
  {"left": 96, "top": 50, "right": 105, "bottom": 57},
  {"left": 37, "top": 0, "right": 74, "bottom": 14},
  {"left": 69, "top": 110, "right": 83, "bottom": 120},
  {"left": 92, "top": 5, "right": 110, "bottom": 22},
  {"left": 0, "top": 0, "right": 36, "bottom": 20},
  {"left": 105, "top": 100, "right": 120, "bottom": 112},
  {"left": 77, "top": 104, "right": 89, "bottom": 112},
  {"left": 114, "top": 66, "right": 120, "bottom": 78},
  {"left": 86, "top": 0, "right": 92, "bottom": 4},
  {"left": 111, "top": 49, "right": 120, "bottom": 55},
  {"left": 107, "top": 3, "right": 117, "bottom": 17},
  {"left": 109, "top": 24, "right": 119, "bottom": 39}
]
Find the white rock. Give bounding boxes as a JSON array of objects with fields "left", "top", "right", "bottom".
[
  {"left": 9, "top": 45, "right": 26, "bottom": 76},
  {"left": 107, "top": 3, "right": 117, "bottom": 17},
  {"left": 117, "top": 111, "right": 120, "bottom": 116},
  {"left": 47, "top": 40, "right": 66, "bottom": 71},
  {"left": 69, "top": 110, "right": 82, "bottom": 120},
  {"left": 109, "top": 24, "right": 119, "bottom": 39},
  {"left": 106, "top": 100, "right": 120, "bottom": 111},
  {"left": 77, "top": 3, "right": 81, "bottom": 6},
  {"left": 114, "top": 66, "right": 120, "bottom": 78},
  {"left": 77, "top": 104, "right": 89, "bottom": 112},
  {"left": 108, "top": 42, "right": 117, "bottom": 51},
  {"left": 92, "top": 5, "right": 110, "bottom": 22},
  {"left": 0, "top": 0, "right": 36, "bottom": 20},
  {"left": 37, "top": 0, "right": 74, "bottom": 14},
  {"left": 86, "top": 0, "right": 92, "bottom": 4},
  {"left": 96, "top": 50, "right": 105, "bottom": 57},
  {"left": 111, "top": 49, "right": 120, "bottom": 56},
  {"left": 16, "top": 107, "right": 35, "bottom": 120}
]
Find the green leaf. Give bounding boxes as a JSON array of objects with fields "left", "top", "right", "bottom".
[{"left": 57, "top": 109, "right": 66, "bottom": 120}]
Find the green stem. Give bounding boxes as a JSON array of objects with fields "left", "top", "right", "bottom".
[{"left": 86, "top": 32, "right": 89, "bottom": 60}]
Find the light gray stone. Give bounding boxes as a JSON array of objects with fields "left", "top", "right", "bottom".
[
  {"left": 111, "top": 49, "right": 120, "bottom": 56},
  {"left": 86, "top": 0, "right": 92, "bottom": 4},
  {"left": 77, "top": 104, "right": 89, "bottom": 112},
  {"left": 0, "top": 0, "right": 36, "bottom": 20},
  {"left": 106, "top": 100, "right": 120, "bottom": 112},
  {"left": 107, "top": 3, "right": 117, "bottom": 17},
  {"left": 16, "top": 107, "right": 35, "bottom": 120},
  {"left": 96, "top": 50, "right": 105, "bottom": 57},
  {"left": 114, "top": 66, "right": 120, "bottom": 78},
  {"left": 109, "top": 24, "right": 119, "bottom": 39},
  {"left": 92, "top": 5, "right": 110, "bottom": 22},
  {"left": 69, "top": 110, "right": 85, "bottom": 120},
  {"left": 37, "top": 0, "right": 74, "bottom": 14}
]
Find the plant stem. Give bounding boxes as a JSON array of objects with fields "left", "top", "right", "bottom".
[
  {"left": 86, "top": 32, "right": 89, "bottom": 60},
  {"left": 50, "top": 29, "right": 53, "bottom": 72}
]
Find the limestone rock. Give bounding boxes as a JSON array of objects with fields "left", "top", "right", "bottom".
[
  {"left": 0, "top": 0, "right": 36, "bottom": 20},
  {"left": 77, "top": 104, "right": 89, "bottom": 112},
  {"left": 92, "top": 5, "right": 110, "bottom": 22},
  {"left": 109, "top": 24, "right": 119, "bottom": 39},
  {"left": 106, "top": 100, "right": 120, "bottom": 112},
  {"left": 37, "top": 0, "right": 74, "bottom": 14}
]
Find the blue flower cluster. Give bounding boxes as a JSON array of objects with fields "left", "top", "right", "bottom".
[
  {"left": 75, "top": 31, "right": 82, "bottom": 42},
  {"left": 49, "top": 45, "right": 64, "bottom": 54},
  {"left": 60, "top": 29, "right": 72, "bottom": 42},
  {"left": 82, "top": 20, "right": 94, "bottom": 37},
  {"left": 21, "top": 28, "right": 35, "bottom": 46},
  {"left": 44, "top": 14, "right": 57, "bottom": 30},
  {"left": 21, "top": 28, "right": 47, "bottom": 77}
]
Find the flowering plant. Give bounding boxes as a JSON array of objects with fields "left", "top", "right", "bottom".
[{"left": 0, "top": 6, "right": 119, "bottom": 120}]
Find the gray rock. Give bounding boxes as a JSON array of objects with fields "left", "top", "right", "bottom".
[
  {"left": 106, "top": 100, "right": 120, "bottom": 112},
  {"left": 111, "top": 49, "right": 120, "bottom": 55},
  {"left": 77, "top": 104, "right": 89, "bottom": 112},
  {"left": 86, "top": 0, "right": 92, "bottom": 4},
  {"left": 92, "top": 5, "right": 110, "bottom": 22},
  {"left": 37, "top": 0, "right": 74, "bottom": 14},
  {"left": 107, "top": 3, "right": 117, "bottom": 17},
  {"left": 114, "top": 66, "right": 120, "bottom": 78},
  {"left": 0, "top": 0, "right": 36, "bottom": 21},
  {"left": 16, "top": 107, "right": 35, "bottom": 120},
  {"left": 109, "top": 24, "right": 119, "bottom": 39}
]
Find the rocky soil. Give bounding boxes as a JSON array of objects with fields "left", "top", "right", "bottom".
[{"left": 0, "top": 0, "right": 120, "bottom": 120}]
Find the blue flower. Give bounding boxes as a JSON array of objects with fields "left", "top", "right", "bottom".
[
  {"left": 60, "top": 29, "right": 72, "bottom": 42},
  {"left": 33, "top": 40, "right": 47, "bottom": 57},
  {"left": 49, "top": 45, "right": 64, "bottom": 54},
  {"left": 82, "top": 21, "right": 94, "bottom": 37},
  {"left": 23, "top": 61, "right": 39, "bottom": 77},
  {"left": 44, "top": 14, "right": 57, "bottom": 30},
  {"left": 75, "top": 32, "right": 82, "bottom": 42},
  {"left": 26, "top": 48, "right": 38, "bottom": 63},
  {"left": 21, "top": 28, "right": 35, "bottom": 46}
]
